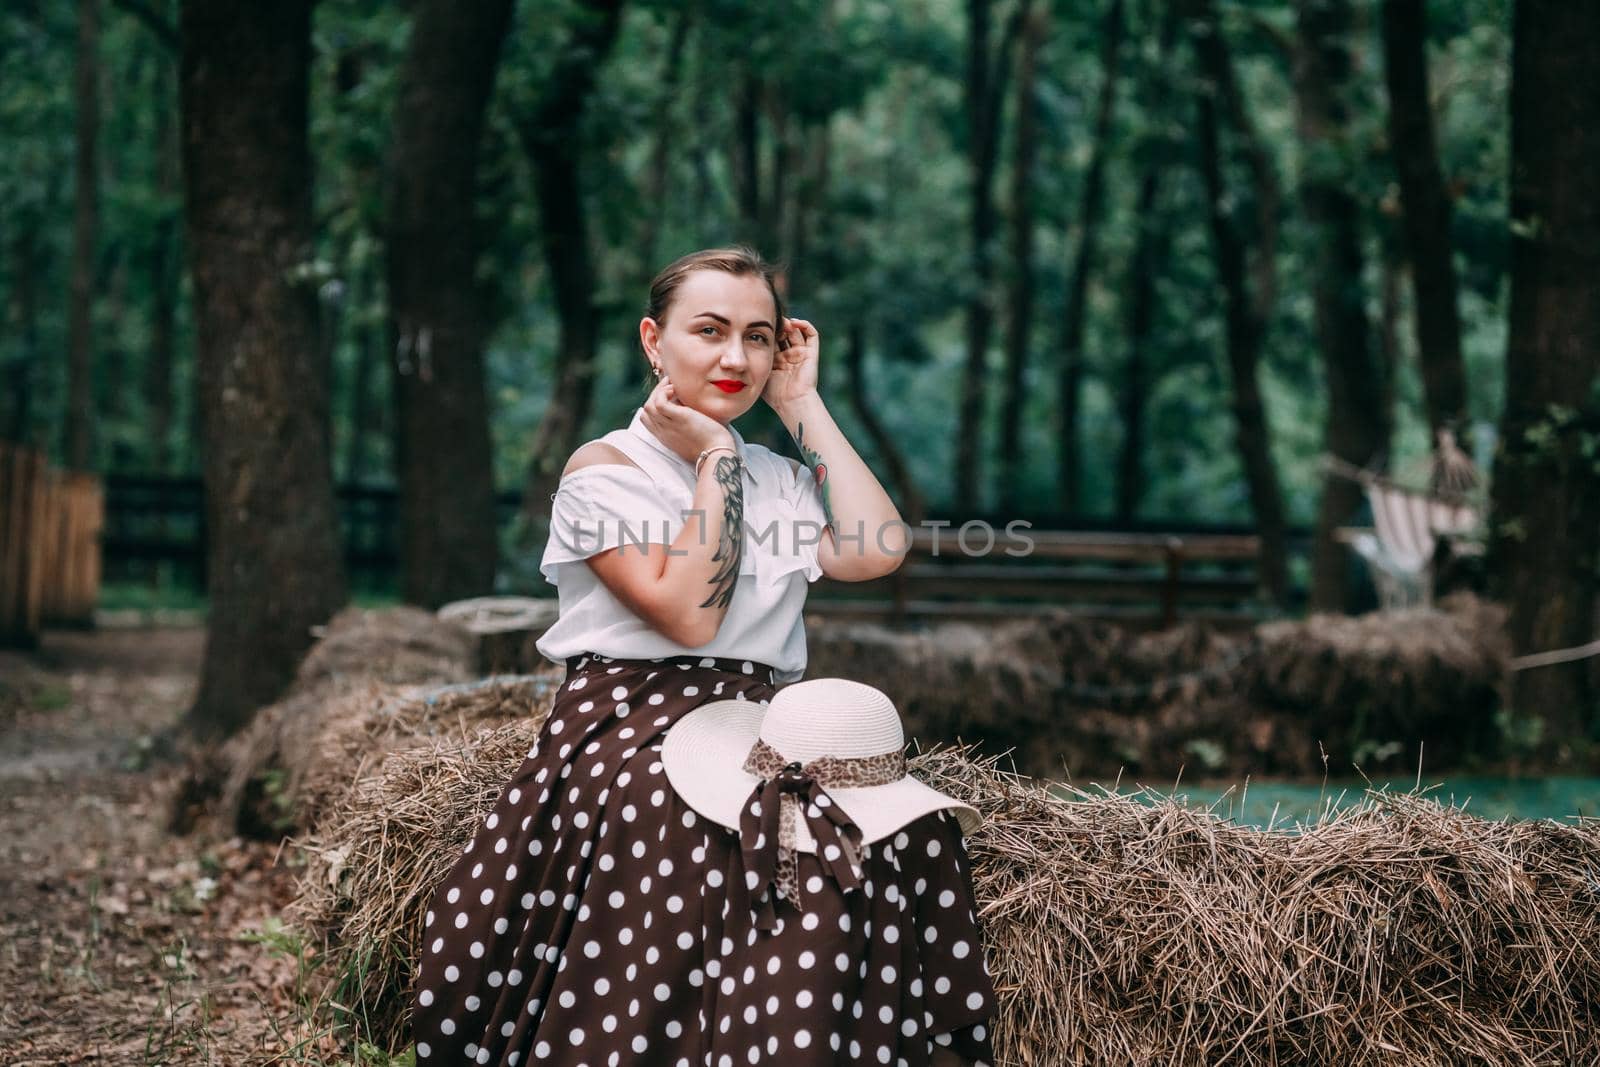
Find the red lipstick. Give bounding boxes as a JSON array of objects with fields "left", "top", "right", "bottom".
[{"left": 712, "top": 380, "right": 747, "bottom": 393}]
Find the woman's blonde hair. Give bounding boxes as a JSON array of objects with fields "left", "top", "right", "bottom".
[{"left": 640, "top": 245, "right": 787, "bottom": 390}]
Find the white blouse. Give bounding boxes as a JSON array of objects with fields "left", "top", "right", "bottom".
[{"left": 534, "top": 406, "right": 830, "bottom": 683}]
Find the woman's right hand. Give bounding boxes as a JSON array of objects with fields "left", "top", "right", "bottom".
[{"left": 638, "top": 377, "right": 736, "bottom": 467}]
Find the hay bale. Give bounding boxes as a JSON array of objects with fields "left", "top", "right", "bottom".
[
  {"left": 803, "top": 610, "right": 1261, "bottom": 779},
  {"left": 287, "top": 736, "right": 1600, "bottom": 1064},
  {"left": 172, "top": 605, "right": 495, "bottom": 838},
  {"left": 802, "top": 615, "right": 1065, "bottom": 759},
  {"left": 285, "top": 673, "right": 562, "bottom": 829},
  {"left": 805, "top": 594, "right": 1511, "bottom": 780},
  {"left": 289, "top": 718, "right": 547, "bottom": 1047},
  {"left": 917, "top": 749, "right": 1600, "bottom": 1064},
  {"left": 1248, "top": 591, "right": 1509, "bottom": 764},
  {"left": 295, "top": 603, "right": 482, "bottom": 690},
  {"left": 208, "top": 672, "right": 562, "bottom": 840}
]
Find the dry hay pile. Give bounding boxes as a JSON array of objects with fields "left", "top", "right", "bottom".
[
  {"left": 1067, "top": 591, "right": 1510, "bottom": 777},
  {"left": 172, "top": 604, "right": 545, "bottom": 838},
  {"left": 288, "top": 732, "right": 1600, "bottom": 1065},
  {"left": 238, "top": 672, "right": 562, "bottom": 834},
  {"left": 920, "top": 748, "right": 1600, "bottom": 1065},
  {"left": 803, "top": 614, "right": 1067, "bottom": 751},
  {"left": 293, "top": 603, "right": 483, "bottom": 690},
  {"left": 804, "top": 610, "right": 1273, "bottom": 779},
  {"left": 289, "top": 717, "right": 547, "bottom": 1047},
  {"left": 1250, "top": 591, "right": 1509, "bottom": 762},
  {"left": 805, "top": 593, "right": 1510, "bottom": 780}
]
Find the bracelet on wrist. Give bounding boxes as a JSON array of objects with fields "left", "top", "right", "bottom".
[{"left": 694, "top": 445, "right": 739, "bottom": 479}]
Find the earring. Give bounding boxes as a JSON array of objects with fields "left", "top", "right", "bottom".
[{"left": 652, "top": 364, "right": 662, "bottom": 378}]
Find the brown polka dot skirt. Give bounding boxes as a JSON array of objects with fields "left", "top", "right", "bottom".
[{"left": 411, "top": 652, "right": 998, "bottom": 1066}]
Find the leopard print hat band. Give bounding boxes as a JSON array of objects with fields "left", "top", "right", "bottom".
[{"left": 737, "top": 738, "right": 906, "bottom": 930}]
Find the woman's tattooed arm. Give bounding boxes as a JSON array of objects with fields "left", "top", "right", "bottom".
[
  {"left": 699, "top": 453, "right": 744, "bottom": 609},
  {"left": 771, "top": 392, "right": 907, "bottom": 579},
  {"left": 793, "top": 421, "right": 835, "bottom": 529}
]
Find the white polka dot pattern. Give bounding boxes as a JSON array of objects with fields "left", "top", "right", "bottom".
[{"left": 410, "top": 652, "right": 997, "bottom": 1065}]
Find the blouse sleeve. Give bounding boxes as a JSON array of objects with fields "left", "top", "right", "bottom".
[
  {"left": 539, "top": 464, "right": 679, "bottom": 585},
  {"left": 906, "top": 808, "right": 999, "bottom": 1064},
  {"left": 782, "top": 458, "right": 830, "bottom": 584}
]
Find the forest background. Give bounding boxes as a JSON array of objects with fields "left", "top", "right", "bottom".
[{"left": 3, "top": 0, "right": 1597, "bottom": 749}]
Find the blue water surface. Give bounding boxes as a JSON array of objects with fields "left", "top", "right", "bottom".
[{"left": 1048, "top": 776, "right": 1600, "bottom": 830}]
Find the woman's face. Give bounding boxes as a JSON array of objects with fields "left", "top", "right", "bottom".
[{"left": 640, "top": 269, "right": 779, "bottom": 424}]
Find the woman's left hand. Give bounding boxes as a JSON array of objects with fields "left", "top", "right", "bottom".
[{"left": 762, "top": 317, "right": 820, "bottom": 414}]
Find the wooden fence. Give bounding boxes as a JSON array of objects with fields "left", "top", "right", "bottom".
[
  {"left": 2, "top": 441, "right": 104, "bottom": 647},
  {"left": 97, "top": 472, "right": 1309, "bottom": 626},
  {"left": 807, "top": 527, "right": 1278, "bottom": 630}
]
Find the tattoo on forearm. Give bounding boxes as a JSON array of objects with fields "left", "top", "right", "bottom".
[
  {"left": 700, "top": 453, "right": 744, "bottom": 610},
  {"left": 793, "top": 421, "right": 835, "bottom": 529}
]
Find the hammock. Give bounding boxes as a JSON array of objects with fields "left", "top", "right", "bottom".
[{"left": 1325, "top": 431, "right": 1483, "bottom": 610}]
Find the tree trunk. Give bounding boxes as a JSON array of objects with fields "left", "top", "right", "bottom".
[
  {"left": 785, "top": 117, "right": 833, "bottom": 304},
  {"left": 610, "top": 12, "right": 712, "bottom": 409},
  {"left": 1488, "top": 0, "right": 1600, "bottom": 754},
  {"left": 178, "top": 0, "right": 346, "bottom": 741},
  {"left": 733, "top": 62, "right": 764, "bottom": 244},
  {"left": 66, "top": 0, "right": 101, "bottom": 470},
  {"left": 1187, "top": 0, "right": 1290, "bottom": 606},
  {"left": 845, "top": 320, "right": 926, "bottom": 526},
  {"left": 386, "top": 0, "right": 514, "bottom": 609},
  {"left": 1377, "top": 235, "right": 1404, "bottom": 434},
  {"left": 1056, "top": 0, "right": 1125, "bottom": 516},
  {"left": 1114, "top": 1, "right": 1179, "bottom": 523},
  {"left": 768, "top": 82, "right": 794, "bottom": 264},
  {"left": 516, "top": 0, "right": 627, "bottom": 530},
  {"left": 956, "top": 0, "right": 1029, "bottom": 511},
  {"left": 638, "top": 8, "right": 693, "bottom": 275},
  {"left": 997, "top": 4, "right": 1047, "bottom": 514},
  {"left": 1113, "top": 174, "right": 1167, "bottom": 522},
  {"left": 776, "top": 37, "right": 841, "bottom": 334},
  {"left": 144, "top": 57, "right": 180, "bottom": 476},
  {"left": 1292, "top": 0, "right": 1391, "bottom": 613},
  {"left": 1380, "top": 0, "right": 1467, "bottom": 440}
]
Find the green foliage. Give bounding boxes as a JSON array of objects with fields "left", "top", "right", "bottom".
[
  {"left": 3, "top": 0, "right": 1523, "bottom": 538},
  {"left": 1181, "top": 737, "right": 1228, "bottom": 773},
  {"left": 1493, "top": 706, "right": 1545, "bottom": 761},
  {"left": 26, "top": 682, "right": 71, "bottom": 711},
  {"left": 250, "top": 768, "right": 300, "bottom": 838}
]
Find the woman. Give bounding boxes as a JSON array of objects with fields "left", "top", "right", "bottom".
[{"left": 411, "top": 246, "right": 997, "bottom": 1066}]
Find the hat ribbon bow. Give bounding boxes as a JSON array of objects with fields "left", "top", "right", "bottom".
[{"left": 737, "top": 737, "right": 905, "bottom": 931}]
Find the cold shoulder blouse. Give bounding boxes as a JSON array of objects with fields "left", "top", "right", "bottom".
[{"left": 534, "top": 407, "right": 831, "bottom": 683}]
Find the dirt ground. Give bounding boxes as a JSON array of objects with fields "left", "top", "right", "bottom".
[{"left": 0, "top": 626, "right": 351, "bottom": 1066}]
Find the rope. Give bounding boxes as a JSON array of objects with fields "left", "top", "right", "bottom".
[{"left": 1509, "top": 638, "right": 1600, "bottom": 672}]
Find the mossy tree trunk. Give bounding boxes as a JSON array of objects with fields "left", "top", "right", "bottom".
[
  {"left": 1488, "top": 0, "right": 1600, "bottom": 757},
  {"left": 178, "top": 0, "right": 346, "bottom": 741},
  {"left": 387, "top": 0, "right": 515, "bottom": 609},
  {"left": 1380, "top": 0, "right": 1468, "bottom": 442},
  {"left": 1293, "top": 0, "right": 1392, "bottom": 613}
]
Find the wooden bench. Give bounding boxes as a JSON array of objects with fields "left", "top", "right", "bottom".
[{"left": 806, "top": 528, "right": 1265, "bottom": 630}]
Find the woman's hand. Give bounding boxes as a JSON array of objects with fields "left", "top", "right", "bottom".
[
  {"left": 761, "top": 316, "right": 820, "bottom": 415},
  {"left": 639, "top": 377, "right": 735, "bottom": 466}
]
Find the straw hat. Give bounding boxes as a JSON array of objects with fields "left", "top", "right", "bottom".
[
  {"left": 662, "top": 676, "right": 982, "bottom": 847},
  {"left": 661, "top": 677, "right": 982, "bottom": 928}
]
